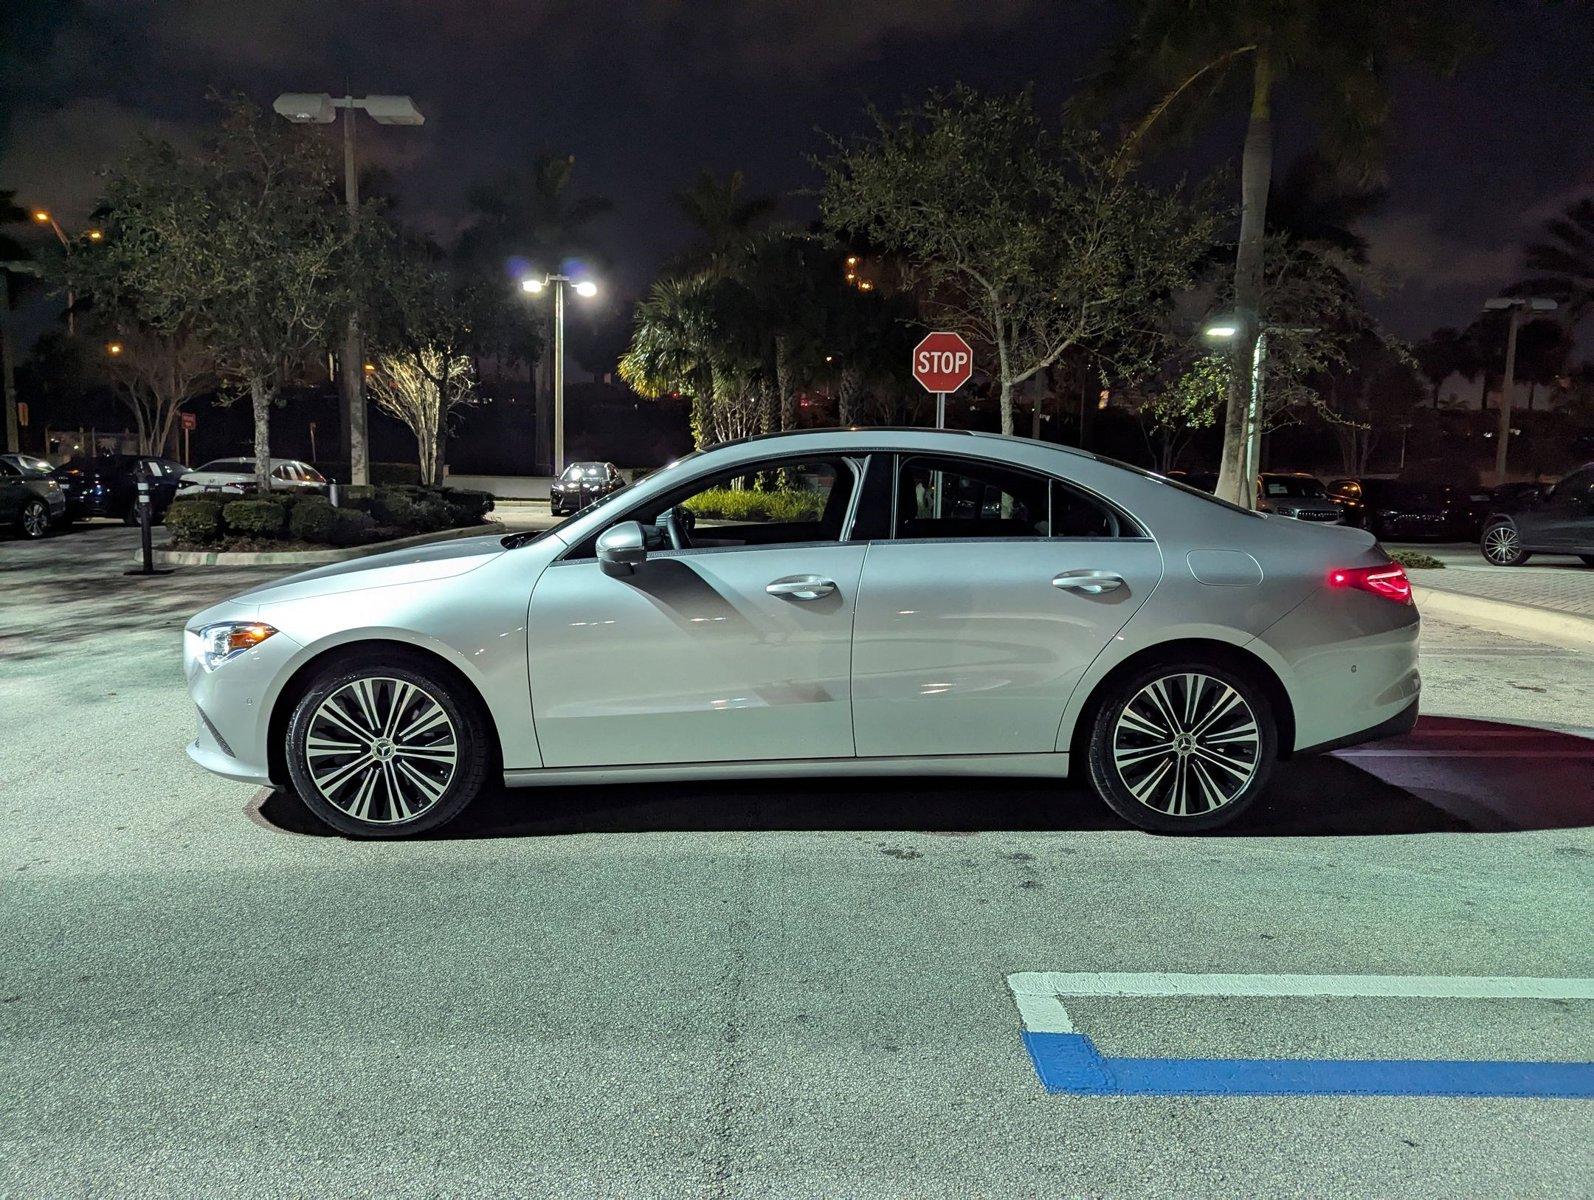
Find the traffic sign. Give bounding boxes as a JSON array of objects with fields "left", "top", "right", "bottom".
[
  {"left": 181, "top": 412, "right": 197, "bottom": 431},
  {"left": 911, "top": 331, "right": 974, "bottom": 395}
]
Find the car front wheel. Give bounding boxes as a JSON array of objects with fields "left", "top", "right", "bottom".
[
  {"left": 18, "top": 499, "right": 51, "bottom": 539},
  {"left": 285, "top": 656, "right": 491, "bottom": 837},
  {"left": 1481, "top": 521, "right": 1530, "bottom": 566},
  {"left": 1086, "top": 661, "right": 1277, "bottom": 833}
]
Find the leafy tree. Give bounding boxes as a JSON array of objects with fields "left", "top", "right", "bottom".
[
  {"left": 822, "top": 284, "right": 918, "bottom": 426},
  {"left": 68, "top": 101, "right": 346, "bottom": 491},
  {"left": 672, "top": 169, "right": 781, "bottom": 278},
  {"left": 368, "top": 348, "right": 479, "bottom": 485},
  {"left": 818, "top": 88, "right": 1216, "bottom": 437},
  {"left": 738, "top": 231, "right": 837, "bottom": 431},
  {"left": 1132, "top": 354, "right": 1223, "bottom": 473},
  {"left": 1099, "top": 0, "right": 1478, "bottom": 505},
  {"left": 0, "top": 188, "right": 30, "bottom": 452},
  {"left": 1518, "top": 197, "right": 1594, "bottom": 328},
  {"left": 99, "top": 324, "right": 214, "bottom": 456},
  {"left": 1316, "top": 332, "right": 1423, "bottom": 475}
]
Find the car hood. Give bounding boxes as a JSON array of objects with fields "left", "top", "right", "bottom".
[{"left": 225, "top": 534, "right": 508, "bottom": 608}]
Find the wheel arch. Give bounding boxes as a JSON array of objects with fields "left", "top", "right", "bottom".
[
  {"left": 1065, "top": 637, "right": 1297, "bottom": 770},
  {"left": 266, "top": 638, "right": 503, "bottom": 787}
]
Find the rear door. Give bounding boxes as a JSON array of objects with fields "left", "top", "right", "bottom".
[
  {"left": 1538, "top": 467, "right": 1594, "bottom": 551},
  {"left": 850, "top": 454, "right": 1163, "bottom": 758}
]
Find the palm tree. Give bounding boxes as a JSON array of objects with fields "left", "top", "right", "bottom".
[
  {"left": 457, "top": 154, "right": 611, "bottom": 469},
  {"left": 1098, "top": 1, "right": 1476, "bottom": 506},
  {"left": 737, "top": 231, "right": 835, "bottom": 431},
  {"left": 1519, "top": 197, "right": 1594, "bottom": 328},
  {"left": 1266, "top": 152, "right": 1385, "bottom": 263},
  {"left": 619, "top": 275, "right": 724, "bottom": 447},
  {"left": 672, "top": 169, "right": 780, "bottom": 277}
]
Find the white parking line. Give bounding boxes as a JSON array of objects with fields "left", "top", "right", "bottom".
[{"left": 1007, "top": 972, "right": 1594, "bottom": 1034}]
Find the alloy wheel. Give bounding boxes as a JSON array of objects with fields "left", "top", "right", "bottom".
[
  {"left": 1111, "top": 672, "right": 1260, "bottom": 818},
  {"left": 21, "top": 501, "right": 49, "bottom": 538},
  {"left": 1482, "top": 525, "right": 1520, "bottom": 565},
  {"left": 304, "top": 676, "right": 458, "bottom": 825}
]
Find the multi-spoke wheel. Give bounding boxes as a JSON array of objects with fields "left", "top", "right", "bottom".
[
  {"left": 18, "top": 499, "right": 51, "bottom": 539},
  {"left": 1086, "top": 660, "right": 1277, "bottom": 832},
  {"left": 285, "top": 656, "right": 491, "bottom": 837},
  {"left": 1480, "top": 522, "right": 1530, "bottom": 566}
]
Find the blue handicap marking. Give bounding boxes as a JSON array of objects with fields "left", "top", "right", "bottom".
[{"left": 1008, "top": 972, "right": 1594, "bottom": 1100}]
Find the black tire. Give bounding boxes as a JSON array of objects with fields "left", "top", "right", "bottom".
[
  {"left": 1086, "top": 658, "right": 1278, "bottom": 834},
  {"left": 1480, "top": 521, "right": 1531, "bottom": 566},
  {"left": 17, "top": 499, "right": 51, "bottom": 539},
  {"left": 284, "top": 654, "right": 491, "bottom": 838}
]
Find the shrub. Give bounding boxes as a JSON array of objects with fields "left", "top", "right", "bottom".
[
  {"left": 682, "top": 487, "right": 825, "bottom": 523},
  {"left": 328, "top": 508, "right": 376, "bottom": 547},
  {"left": 440, "top": 487, "right": 494, "bottom": 523},
  {"left": 369, "top": 487, "right": 418, "bottom": 528},
  {"left": 221, "top": 499, "right": 287, "bottom": 538},
  {"left": 289, "top": 496, "right": 337, "bottom": 543},
  {"left": 1389, "top": 549, "right": 1443, "bottom": 570},
  {"left": 165, "top": 500, "right": 223, "bottom": 544},
  {"left": 371, "top": 461, "right": 423, "bottom": 486}
]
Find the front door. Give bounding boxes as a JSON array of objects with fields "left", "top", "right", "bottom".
[
  {"left": 1537, "top": 466, "right": 1594, "bottom": 552},
  {"left": 526, "top": 455, "right": 868, "bottom": 768},
  {"left": 850, "top": 453, "right": 1163, "bottom": 758}
]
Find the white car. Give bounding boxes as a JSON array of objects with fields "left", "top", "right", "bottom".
[
  {"left": 176, "top": 458, "right": 328, "bottom": 500},
  {"left": 184, "top": 428, "right": 1421, "bottom": 839}
]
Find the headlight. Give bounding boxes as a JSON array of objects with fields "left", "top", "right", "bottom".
[{"left": 197, "top": 622, "right": 277, "bottom": 671}]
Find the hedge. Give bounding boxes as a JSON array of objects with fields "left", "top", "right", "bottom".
[
  {"left": 1388, "top": 549, "right": 1444, "bottom": 570},
  {"left": 288, "top": 496, "right": 337, "bottom": 542},
  {"left": 682, "top": 488, "right": 825, "bottom": 523},
  {"left": 165, "top": 500, "right": 223, "bottom": 544},
  {"left": 221, "top": 499, "right": 286, "bottom": 538}
]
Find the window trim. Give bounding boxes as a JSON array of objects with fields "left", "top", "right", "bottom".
[
  {"left": 887, "top": 451, "right": 1149, "bottom": 543},
  {"left": 555, "top": 452, "right": 870, "bottom": 564}
]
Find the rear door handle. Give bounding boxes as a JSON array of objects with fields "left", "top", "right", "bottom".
[
  {"left": 1052, "top": 570, "right": 1124, "bottom": 595},
  {"left": 766, "top": 575, "right": 836, "bottom": 600}
]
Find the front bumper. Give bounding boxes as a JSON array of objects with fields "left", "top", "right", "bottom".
[{"left": 183, "top": 622, "right": 302, "bottom": 786}]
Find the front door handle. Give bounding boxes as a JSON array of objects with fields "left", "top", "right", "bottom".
[
  {"left": 766, "top": 575, "right": 836, "bottom": 601},
  {"left": 1052, "top": 569, "right": 1124, "bottom": 595}
]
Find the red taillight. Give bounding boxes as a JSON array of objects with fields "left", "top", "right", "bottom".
[{"left": 1327, "top": 563, "right": 1413, "bottom": 605}]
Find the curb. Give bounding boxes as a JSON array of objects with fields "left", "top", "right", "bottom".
[
  {"left": 1412, "top": 583, "right": 1594, "bottom": 647},
  {"left": 142, "top": 521, "right": 506, "bottom": 568}
]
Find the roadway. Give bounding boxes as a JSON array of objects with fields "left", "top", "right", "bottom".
[{"left": 1, "top": 525, "right": 1589, "bottom": 1196}]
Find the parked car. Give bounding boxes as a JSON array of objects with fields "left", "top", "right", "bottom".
[
  {"left": 175, "top": 458, "right": 328, "bottom": 500},
  {"left": 1478, "top": 462, "right": 1594, "bottom": 566},
  {"left": 1166, "top": 470, "right": 1343, "bottom": 523},
  {"left": 550, "top": 461, "right": 625, "bottom": 515},
  {"left": 1490, "top": 481, "right": 1547, "bottom": 507},
  {"left": 52, "top": 454, "right": 188, "bottom": 524},
  {"left": 1326, "top": 478, "right": 1473, "bottom": 541},
  {"left": 1255, "top": 472, "right": 1343, "bottom": 523},
  {"left": 186, "top": 428, "right": 1419, "bottom": 838},
  {"left": 1, "top": 456, "right": 67, "bottom": 538}
]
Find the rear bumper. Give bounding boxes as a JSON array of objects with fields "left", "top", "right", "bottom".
[{"left": 1295, "top": 696, "right": 1419, "bottom": 755}]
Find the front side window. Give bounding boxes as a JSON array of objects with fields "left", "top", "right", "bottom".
[
  {"left": 894, "top": 456, "right": 1133, "bottom": 540},
  {"left": 570, "top": 456, "right": 858, "bottom": 558}
]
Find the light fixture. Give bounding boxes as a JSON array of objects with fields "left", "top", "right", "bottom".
[
  {"left": 574, "top": 280, "right": 598, "bottom": 298},
  {"left": 1204, "top": 322, "right": 1237, "bottom": 338},
  {"left": 106, "top": 341, "right": 124, "bottom": 356},
  {"left": 521, "top": 277, "right": 544, "bottom": 294},
  {"left": 32, "top": 210, "right": 49, "bottom": 223}
]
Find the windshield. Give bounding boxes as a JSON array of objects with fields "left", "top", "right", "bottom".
[
  {"left": 560, "top": 463, "right": 609, "bottom": 480},
  {"left": 1262, "top": 477, "right": 1327, "bottom": 498}
]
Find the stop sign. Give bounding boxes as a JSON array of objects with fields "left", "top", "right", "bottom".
[{"left": 912, "top": 331, "right": 974, "bottom": 394}]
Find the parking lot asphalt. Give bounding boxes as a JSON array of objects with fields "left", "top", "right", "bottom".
[{"left": 2, "top": 525, "right": 1591, "bottom": 1197}]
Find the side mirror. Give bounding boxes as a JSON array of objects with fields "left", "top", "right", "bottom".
[{"left": 596, "top": 520, "right": 648, "bottom": 577}]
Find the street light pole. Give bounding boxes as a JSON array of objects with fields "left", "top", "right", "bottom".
[
  {"left": 273, "top": 92, "right": 424, "bottom": 487},
  {"left": 31, "top": 210, "right": 98, "bottom": 335},
  {"left": 522, "top": 273, "right": 597, "bottom": 477},
  {"left": 1482, "top": 296, "right": 1557, "bottom": 486}
]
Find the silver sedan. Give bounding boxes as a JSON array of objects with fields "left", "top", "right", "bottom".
[{"left": 184, "top": 429, "right": 1420, "bottom": 836}]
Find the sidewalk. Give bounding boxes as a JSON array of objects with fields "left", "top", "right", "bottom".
[{"left": 1392, "top": 542, "right": 1594, "bottom": 644}]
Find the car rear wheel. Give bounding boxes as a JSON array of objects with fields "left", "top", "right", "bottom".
[
  {"left": 18, "top": 499, "right": 51, "bottom": 539},
  {"left": 1481, "top": 521, "right": 1530, "bottom": 566},
  {"left": 285, "top": 656, "right": 491, "bottom": 838},
  {"left": 1086, "top": 660, "right": 1277, "bottom": 833}
]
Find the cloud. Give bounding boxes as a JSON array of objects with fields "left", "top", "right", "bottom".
[
  {"left": 1363, "top": 210, "right": 1524, "bottom": 291},
  {"left": 0, "top": 98, "right": 195, "bottom": 223}
]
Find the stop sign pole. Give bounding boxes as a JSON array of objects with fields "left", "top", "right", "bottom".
[{"left": 911, "top": 331, "right": 975, "bottom": 429}]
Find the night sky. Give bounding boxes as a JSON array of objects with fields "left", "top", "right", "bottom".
[{"left": 3, "top": 0, "right": 1592, "bottom": 357}]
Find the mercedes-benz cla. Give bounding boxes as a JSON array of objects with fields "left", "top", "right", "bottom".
[{"left": 185, "top": 430, "right": 1420, "bottom": 837}]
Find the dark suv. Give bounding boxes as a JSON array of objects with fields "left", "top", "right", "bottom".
[
  {"left": 550, "top": 462, "right": 624, "bottom": 516},
  {"left": 1479, "top": 463, "right": 1594, "bottom": 566},
  {"left": 53, "top": 454, "right": 188, "bottom": 524}
]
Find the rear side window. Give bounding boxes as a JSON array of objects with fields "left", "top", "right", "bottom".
[{"left": 894, "top": 455, "right": 1136, "bottom": 540}]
